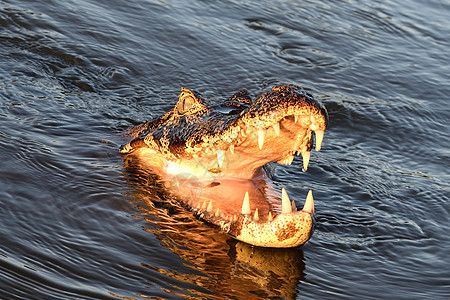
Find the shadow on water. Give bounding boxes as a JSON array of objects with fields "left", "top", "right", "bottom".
[{"left": 118, "top": 155, "right": 306, "bottom": 299}]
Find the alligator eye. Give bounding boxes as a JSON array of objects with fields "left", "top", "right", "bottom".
[
  {"left": 182, "top": 95, "right": 195, "bottom": 111},
  {"left": 176, "top": 95, "right": 196, "bottom": 114},
  {"left": 176, "top": 88, "right": 206, "bottom": 115}
]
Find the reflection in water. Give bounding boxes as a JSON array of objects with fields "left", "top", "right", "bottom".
[{"left": 120, "top": 156, "right": 306, "bottom": 299}]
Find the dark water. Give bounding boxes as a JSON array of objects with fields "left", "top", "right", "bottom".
[{"left": 1, "top": 0, "right": 449, "bottom": 298}]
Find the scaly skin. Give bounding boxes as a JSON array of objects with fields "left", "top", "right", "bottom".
[{"left": 121, "top": 85, "right": 327, "bottom": 248}]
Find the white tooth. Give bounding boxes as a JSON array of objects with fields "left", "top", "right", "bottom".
[
  {"left": 215, "top": 208, "right": 220, "bottom": 217},
  {"left": 229, "top": 145, "right": 235, "bottom": 155},
  {"left": 302, "top": 190, "right": 314, "bottom": 214},
  {"left": 253, "top": 208, "right": 259, "bottom": 221},
  {"left": 315, "top": 130, "right": 324, "bottom": 151},
  {"left": 278, "top": 155, "right": 294, "bottom": 165},
  {"left": 310, "top": 116, "right": 317, "bottom": 130},
  {"left": 281, "top": 188, "right": 292, "bottom": 214},
  {"left": 217, "top": 150, "right": 225, "bottom": 168},
  {"left": 273, "top": 122, "right": 280, "bottom": 136},
  {"left": 257, "top": 128, "right": 266, "bottom": 150},
  {"left": 207, "top": 200, "right": 213, "bottom": 212},
  {"left": 295, "top": 115, "right": 299, "bottom": 123},
  {"left": 242, "top": 191, "right": 251, "bottom": 215},
  {"left": 288, "top": 155, "right": 294, "bottom": 165},
  {"left": 268, "top": 211, "right": 273, "bottom": 222},
  {"left": 302, "top": 151, "right": 310, "bottom": 171},
  {"left": 291, "top": 200, "right": 297, "bottom": 212},
  {"left": 201, "top": 200, "right": 208, "bottom": 210}
]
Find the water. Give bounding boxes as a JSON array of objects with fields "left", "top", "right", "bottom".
[{"left": 1, "top": 0, "right": 449, "bottom": 298}]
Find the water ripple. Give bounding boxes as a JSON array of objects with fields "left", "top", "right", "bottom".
[{"left": 1, "top": 0, "right": 449, "bottom": 298}]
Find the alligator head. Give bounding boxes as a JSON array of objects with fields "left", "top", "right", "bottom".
[{"left": 120, "top": 85, "right": 328, "bottom": 248}]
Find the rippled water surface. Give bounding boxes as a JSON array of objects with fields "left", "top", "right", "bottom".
[{"left": 1, "top": 0, "right": 449, "bottom": 299}]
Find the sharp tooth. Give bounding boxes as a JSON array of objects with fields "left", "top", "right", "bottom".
[
  {"left": 302, "top": 190, "right": 314, "bottom": 214},
  {"left": 291, "top": 200, "right": 297, "bottom": 212},
  {"left": 310, "top": 117, "right": 317, "bottom": 131},
  {"left": 207, "top": 200, "right": 213, "bottom": 212},
  {"left": 278, "top": 155, "right": 294, "bottom": 165},
  {"left": 288, "top": 155, "right": 294, "bottom": 165},
  {"left": 217, "top": 150, "right": 225, "bottom": 168},
  {"left": 281, "top": 188, "right": 292, "bottom": 214},
  {"left": 229, "top": 145, "right": 235, "bottom": 155},
  {"left": 315, "top": 130, "right": 324, "bottom": 151},
  {"left": 257, "top": 128, "right": 266, "bottom": 150},
  {"left": 295, "top": 115, "right": 299, "bottom": 123},
  {"left": 268, "top": 211, "right": 273, "bottom": 222},
  {"left": 253, "top": 208, "right": 259, "bottom": 221},
  {"left": 277, "top": 158, "right": 286, "bottom": 165},
  {"left": 272, "top": 122, "right": 280, "bottom": 136},
  {"left": 242, "top": 191, "right": 251, "bottom": 215},
  {"left": 302, "top": 151, "right": 310, "bottom": 171},
  {"left": 215, "top": 208, "right": 220, "bottom": 217},
  {"left": 201, "top": 200, "right": 208, "bottom": 210}
]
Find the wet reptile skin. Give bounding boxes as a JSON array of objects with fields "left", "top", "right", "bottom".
[{"left": 121, "top": 85, "right": 327, "bottom": 248}]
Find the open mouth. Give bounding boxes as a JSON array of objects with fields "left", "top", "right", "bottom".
[{"left": 121, "top": 85, "right": 328, "bottom": 248}]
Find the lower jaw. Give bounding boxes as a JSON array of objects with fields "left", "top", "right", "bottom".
[
  {"left": 167, "top": 174, "right": 314, "bottom": 248},
  {"left": 124, "top": 149, "right": 315, "bottom": 248}
]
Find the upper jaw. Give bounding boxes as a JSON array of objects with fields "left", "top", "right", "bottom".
[
  {"left": 170, "top": 106, "right": 327, "bottom": 179},
  {"left": 120, "top": 85, "right": 328, "bottom": 174}
]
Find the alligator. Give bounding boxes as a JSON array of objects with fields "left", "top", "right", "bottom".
[{"left": 120, "top": 84, "right": 328, "bottom": 248}]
